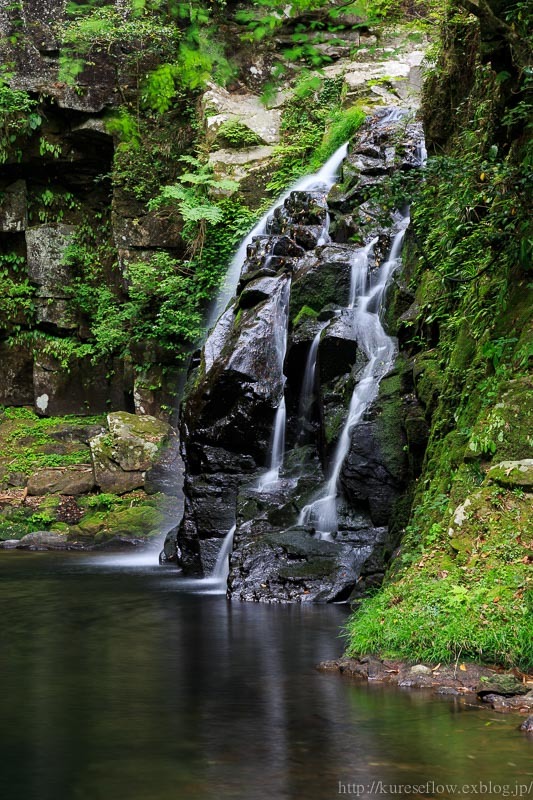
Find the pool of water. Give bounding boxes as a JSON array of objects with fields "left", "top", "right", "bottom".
[{"left": 0, "top": 551, "right": 531, "bottom": 800}]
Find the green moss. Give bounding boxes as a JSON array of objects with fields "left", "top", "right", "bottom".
[
  {"left": 293, "top": 305, "right": 319, "bottom": 326},
  {"left": 215, "top": 120, "right": 263, "bottom": 149},
  {"left": 279, "top": 557, "right": 335, "bottom": 580},
  {"left": 0, "top": 411, "right": 104, "bottom": 480}
]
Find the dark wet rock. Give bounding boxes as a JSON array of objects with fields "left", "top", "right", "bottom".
[
  {"left": 229, "top": 529, "right": 366, "bottom": 603},
  {"left": 175, "top": 109, "right": 426, "bottom": 598},
  {"left": 340, "top": 368, "right": 409, "bottom": 527},
  {"left": 479, "top": 691, "right": 533, "bottom": 713},
  {"left": 0, "top": 180, "right": 28, "bottom": 232},
  {"left": 317, "top": 658, "right": 533, "bottom": 713},
  {"left": 520, "top": 715, "right": 533, "bottom": 732},
  {"left": 290, "top": 244, "right": 353, "bottom": 319},
  {"left": 239, "top": 277, "right": 279, "bottom": 309},
  {"left": 27, "top": 466, "right": 95, "bottom": 496},
  {"left": 318, "top": 311, "right": 359, "bottom": 382},
  {"left": 0, "top": 343, "right": 34, "bottom": 406}
]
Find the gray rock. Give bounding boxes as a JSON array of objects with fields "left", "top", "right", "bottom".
[
  {"left": 25, "top": 224, "right": 76, "bottom": 296},
  {"left": 410, "top": 664, "right": 433, "bottom": 675},
  {"left": 239, "top": 277, "right": 279, "bottom": 309},
  {"left": 27, "top": 466, "right": 95, "bottom": 496},
  {"left": 520, "top": 716, "right": 533, "bottom": 733},
  {"left": 89, "top": 411, "right": 174, "bottom": 494},
  {"left": 17, "top": 531, "right": 68, "bottom": 550},
  {"left": 487, "top": 460, "right": 533, "bottom": 490},
  {"left": 33, "top": 356, "right": 127, "bottom": 417},
  {"left": 0, "top": 539, "right": 20, "bottom": 549}
]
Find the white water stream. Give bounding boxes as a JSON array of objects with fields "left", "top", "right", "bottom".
[
  {"left": 206, "top": 143, "right": 349, "bottom": 330},
  {"left": 299, "top": 214, "right": 410, "bottom": 539}
]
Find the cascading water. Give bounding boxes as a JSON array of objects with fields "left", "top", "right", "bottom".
[
  {"left": 257, "top": 279, "right": 291, "bottom": 491},
  {"left": 206, "top": 143, "right": 349, "bottom": 330},
  {"left": 209, "top": 524, "right": 236, "bottom": 587},
  {"left": 348, "top": 238, "right": 378, "bottom": 309},
  {"left": 298, "top": 324, "right": 326, "bottom": 442},
  {"left": 299, "top": 214, "right": 410, "bottom": 538}
]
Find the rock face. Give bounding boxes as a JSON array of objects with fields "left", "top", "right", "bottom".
[
  {"left": 89, "top": 411, "right": 178, "bottom": 495},
  {"left": 27, "top": 466, "right": 95, "bottom": 496},
  {"left": 172, "top": 111, "right": 427, "bottom": 600}
]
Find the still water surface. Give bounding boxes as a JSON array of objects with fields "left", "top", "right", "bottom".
[{"left": 1, "top": 552, "right": 531, "bottom": 800}]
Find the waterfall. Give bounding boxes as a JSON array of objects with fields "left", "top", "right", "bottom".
[
  {"left": 210, "top": 524, "right": 236, "bottom": 588},
  {"left": 257, "top": 279, "right": 291, "bottom": 491},
  {"left": 298, "top": 324, "right": 325, "bottom": 442},
  {"left": 206, "top": 142, "right": 349, "bottom": 330},
  {"left": 348, "top": 238, "right": 378, "bottom": 309},
  {"left": 299, "top": 214, "right": 410, "bottom": 538}
]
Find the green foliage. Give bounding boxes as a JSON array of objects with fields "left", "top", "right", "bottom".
[
  {"left": 216, "top": 120, "right": 263, "bottom": 149},
  {"left": 311, "top": 106, "right": 366, "bottom": 168},
  {"left": 0, "top": 277, "right": 36, "bottom": 332},
  {"left": 59, "top": 4, "right": 180, "bottom": 86},
  {"left": 85, "top": 493, "right": 121, "bottom": 511},
  {"left": 105, "top": 109, "right": 140, "bottom": 146},
  {"left": 28, "top": 188, "right": 80, "bottom": 224},
  {"left": 66, "top": 197, "right": 257, "bottom": 364},
  {"left": 267, "top": 75, "right": 364, "bottom": 194},
  {"left": 9, "top": 331, "right": 95, "bottom": 370},
  {"left": 0, "top": 84, "right": 41, "bottom": 163},
  {"left": 148, "top": 155, "right": 238, "bottom": 254},
  {"left": 346, "top": 7, "right": 532, "bottom": 670}
]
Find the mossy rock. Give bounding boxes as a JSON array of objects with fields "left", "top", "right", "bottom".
[
  {"left": 486, "top": 460, "right": 533, "bottom": 490},
  {"left": 465, "top": 377, "right": 533, "bottom": 462},
  {"left": 413, "top": 353, "right": 443, "bottom": 415}
]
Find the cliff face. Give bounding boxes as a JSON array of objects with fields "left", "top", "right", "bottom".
[
  {"left": 0, "top": 0, "right": 427, "bottom": 548},
  {"left": 346, "top": 0, "right": 532, "bottom": 669}
]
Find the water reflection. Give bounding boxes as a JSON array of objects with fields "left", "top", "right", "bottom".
[{"left": 0, "top": 553, "right": 530, "bottom": 800}]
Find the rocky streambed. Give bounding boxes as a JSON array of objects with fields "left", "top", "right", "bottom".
[{"left": 318, "top": 656, "right": 533, "bottom": 726}]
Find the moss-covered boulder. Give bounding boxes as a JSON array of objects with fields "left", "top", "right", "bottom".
[{"left": 90, "top": 411, "right": 174, "bottom": 494}]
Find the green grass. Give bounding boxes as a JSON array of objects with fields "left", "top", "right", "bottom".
[{"left": 347, "top": 483, "right": 533, "bottom": 670}]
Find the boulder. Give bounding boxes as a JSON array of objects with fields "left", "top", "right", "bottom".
[
  {"left": 17, "top": 531, "right": 67, "bottom": 550},
  {"left": 203, "top": 84, "right": 281, "bottom": 146},
  {"left": 340, "top": 371, "right": 408, "bottom": 527},
  {"left": 90, "top": 411, "right": 174, "bottom": 495},
  {"left": 107, "top": 412, "right": 171, "bottom": 471},
  {"left": 318, "top": 311, "right": 359, "bottom": 382},
  {"left": 290, "top": 245, "right": 353, "bottom": 319},
  {"left": 520, "top": 716, "right": 533, "bottom": 733},
  {"left": 27, "top": 466, "right": 95, "bottom": 496},
  {"left": 228, "top": 528, "right": 370, "bottom": 603}
]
